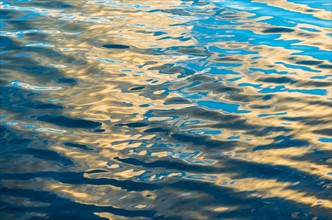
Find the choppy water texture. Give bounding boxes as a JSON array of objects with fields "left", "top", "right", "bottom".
[{"left": 1, "top": 0, "right": 332, "bottom": 219}]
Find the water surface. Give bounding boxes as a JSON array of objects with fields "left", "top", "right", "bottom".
[{"left": 1, "top": 0, "right": 331, "bottom": 219}]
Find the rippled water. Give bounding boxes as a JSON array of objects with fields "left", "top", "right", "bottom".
[{"left": 1, "top": 0, "right": 332, "bottom": 219}]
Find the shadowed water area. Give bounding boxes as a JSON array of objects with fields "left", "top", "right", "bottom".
[{"left": 0, "top": 0, "right": 332, "bottom": 219}]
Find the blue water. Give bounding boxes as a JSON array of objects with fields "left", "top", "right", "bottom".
[{"left": 1, "top": 0, "right": 331, "bottom": 219}]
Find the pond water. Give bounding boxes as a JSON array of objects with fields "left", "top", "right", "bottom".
[{"left": 0, "top": 0, "right": 331, "bottom": 219}]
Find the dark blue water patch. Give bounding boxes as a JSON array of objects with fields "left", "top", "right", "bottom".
[
  {"left": 54, "top": 77, "right": 78, "bottom": 85},
  {"left": 15, "top": 148, "right": 73, "bottom": 166},
  {"left": 299, "top": 80, "right": 331, "bottom": 87},
  {"left": 130, "top": 86, "right": 145, "bottom": 91},
  {"left": 168, "top": 180, "right": 251, "bottom": 216},
  {"left": 312, "top": 128, "right": 332, "bottom": 136},
  {"left": 114, "top": 156, "right": 224, "bottom": 173},
  {"left": 158, "top": 36, "right": 172, "bottom": 40},
  {"left": 60, "top": 4, "right": 73, "bottom": 8},
  {"left": 245, "top": 125, "right": 290, "bottom": 137},
  {"left": 0, "top": 125, "right": 33, "bottom": 150},
  {"left": 227, "top": 136, "right": 240, "bottom": 140},
  {"left": 253, "top": 136, "right": 309, "bottom": 151},
  {"left": 144, "top": 128, "right": 169, "bottom": 133},
  {"left": 0, "top": 187, "right": 157, "bottom": 219},
  {"left": 311, "top": 74, "right": 332, "bottom": 80},
  {"left": 64, "top": 142, "right": 91, "bottom": 151},
  {"left": 0, "top": 125, "right": 16, "bottom": 140},
  {"left": 295, "top": 60, "right": 322, "bottom": 65},
  {"left": 153, "top": 216, "right": 184, "bottom": 220},
  {"left": 153, "top": 31, "right": 167, "bottom": 36},
  {"left": 258, "top": 112, "right": 286, "bottom": 118},
  {"left": 262, "top": 94, "right": 273, "bottom": 101},
  {"left": 37, "top": 115, "right": 102, "bottom": 129},
  {"left": 85, "top": 169, "right": 108, "bottom": 174},
  {"left": 168, "top": 179, "right": 321, "bottom": 220},
  {"left": 102, "top": 44, "right": 130, "bottom": 49},
  {"left": 258, "top": 76, "right": 297, "bottom": 84},
  {"left": 0, "top": 188, "right": 104, "bottom": 220},
  {"left": 115, "top": 122, "right": 148, "bottom": 128},
  {"left": 33, "top": 103, "right": 63, "bottom": 109},
  {"left": 0, "top": 87, "right": 62, "bottom": 113},
  {"left": 248, "top": 104, "right": 271, "bottom": 109},
  {"left": 18, "top": 102, "right": 64, "bottom": 110},
  {"left": 214, "top": 57, "right": 242, "bottom": 63},
  {"left": 0, "top": 10, "right": 14, "bottom": 20},
  {"left": 170, "top": 133, "right": 237, "bottom": 149},
  {"left": 164, "top": 97, "right": 192, "bottom": 105},
  {"left": 220, "top": 160, "right": 332, "bottom": 201},
  {"left": 223, "top": 197, "right": 320, "bottom": 220},
  {"left": 294, "top": 149, "right": 332, "bottom": 166},
  {"left": 225, "top": 159, "right": 296, "bottom": 180},
  {"left": 0, "top": 36, "right": 14, "bottom": 48},
  {"left": 318, "top": 64, "right": 332, "bottom": 69},
  {"left": 7, "top": 138, "right": 32, "bottom": 146},
  {"left": 94, "top": 128, "right": 105, "bottom": 132},
  {"left": 16, "top": 65, "right": 60, "bottom": 76},
  {"left": 309, "top": 100, "right": 332, "bottom": 108}
]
